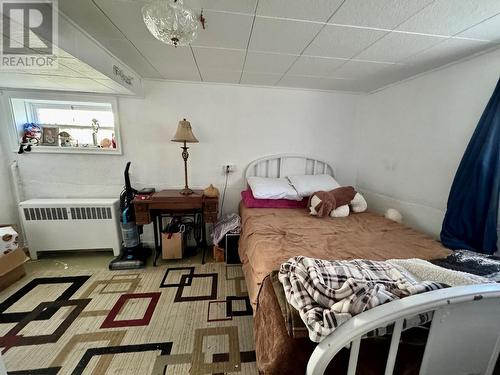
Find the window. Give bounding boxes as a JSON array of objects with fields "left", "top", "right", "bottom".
[{"left": 8, "top": 94, "right": 121, "bottom": 154}]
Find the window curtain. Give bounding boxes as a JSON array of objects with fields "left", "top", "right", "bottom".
[{"left": 441, "top": 78, "right": 500, "bottom": 254}]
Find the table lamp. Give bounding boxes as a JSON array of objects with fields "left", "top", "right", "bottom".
[{"left": 172, "top": 118, "right": 198, "bottom": 195}]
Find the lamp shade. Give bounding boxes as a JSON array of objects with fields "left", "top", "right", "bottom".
[{"left": 171, "top": 118, "right": 198, "bottom": 143}]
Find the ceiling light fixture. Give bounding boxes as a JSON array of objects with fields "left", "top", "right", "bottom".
[{"left": 142, "top": 0, "right": 199, "bottom": 47}]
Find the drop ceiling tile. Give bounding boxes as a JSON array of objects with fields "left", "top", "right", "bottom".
[
  {"left": 355, "top": 64, "right": 422, "bottom": 92},
  {"left": 249, "top": 17, "right": 323, "bottom": 54},
  {"left": 240, "top": 72, "right": 281, "bottom": 85},
  {"left": 191, "top": 10, "right": 254, "bottom": 49},
  {"left": 329, "top": 60, "right": 394, "bottom": 79},
  {"left": 356, "top": 32, "right": 445, "bottom": 62},
  {"left": 458, "top": 14, "right": 500, "bottom": 41},
  {"left": 94, "top": 0, "right": 153, "bottom": 41},
  {"left": 287, "top": 56, "right": 345, "bottom": 76},
  {"left": 97, "top": 38, "right": 162, "bottom": 78},
  {"left": 402, "top": 38, "right": 495, "bottom": 67},
  {"left": 329, "top": 0, "right": 434, "bottom": 29},
  {"left": 64, "top": 0, "right": 162, "bottom": 78},
  {"left": 156, "top": 68, "right": 201, "bottom": 81},
  {"left": 256, "top": 0, "right": 344, "bottom": 22},
  {"left": 278, "top": 74, "right": 357, "bottom": 91},
  {"left": 303, "top": 24, "right": 387, "bottom": 58},
  {"left": 193, "top": 47, "right": 245, "bottom": 71},
  {"left": 397, "top": 0, "right": 500, "bottom": 37},
  {"left": 60, "top": 0, "right": 127, "bottom": 39},
  {"left": 202, "top": 70, "right": 241, "bottom": 83},
  {"left": 244, "top": 51, "right": 297, "bottom": 74},
  {"left": 137, "top": 42, "right": 200, "bottom": 80},
  {"left": 322, "top": 79, "right": 372, "bottom": 92},
  {"left": 184, "top": 0, "right": 257, "bottom": 14},
  {"left": 359, "top": 41, "right": 500, "bottom": 93}
]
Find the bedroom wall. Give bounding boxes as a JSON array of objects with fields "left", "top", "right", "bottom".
[
  {"left": 356, "top": 47, "right": 500, "bottom": 239},
  {"left": 3, "top": 48, "right": 497, "bottom": 248},
  {"left": 0, "top": 81, "right": 359, "bottom": 242},
  {"left": 0, "top": 139, "right": 17, "bottom": 225}
]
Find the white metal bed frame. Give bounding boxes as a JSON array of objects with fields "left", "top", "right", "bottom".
[
  {"left": 244, "top": 154, "right": 335, "bottom": 180},
  {"left": 244, "top": 154, "right": 500, "bottom": 375},
  {"left": 307, "top": 283, "right": 500, "bottom": 375}
]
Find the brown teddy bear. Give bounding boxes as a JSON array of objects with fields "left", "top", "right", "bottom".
[{"left": 308, "top": 186, "right": 367, "bottom": 218}]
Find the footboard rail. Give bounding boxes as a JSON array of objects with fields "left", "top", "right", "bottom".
[{"left": 307, "top": 284, "right": 500, "bottom": 375}]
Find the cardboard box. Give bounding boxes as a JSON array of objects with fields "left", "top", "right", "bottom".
[
  {"left": 161, "top": 232, "right": 184, "bottom": 260},
  {"left": 0, "top": 248, "right": 29, "bottom": 292},
  {"left": 213, "top": 245, "right": 224, "bottom": 262}
]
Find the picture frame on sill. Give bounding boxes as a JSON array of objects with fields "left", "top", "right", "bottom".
[{"left": 41, "top": 126, "right": 59, "bottom": 146}]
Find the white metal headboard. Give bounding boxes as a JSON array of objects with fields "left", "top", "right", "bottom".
[{"left": 245, "top": 154, "right": 335, "bottom": 179}]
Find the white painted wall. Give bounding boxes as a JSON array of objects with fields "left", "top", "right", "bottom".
[
  {"left": 356, "top": 47, "right": 500, "bottom": 238},
  {"left": 1, "top": 47, "right": 498, "bottom": 248},
  {"left": 0, "top": 81, "right": 359, "bottom": 242},
  {"left": 0, "top": 139, "right": 17, "bottom": 225}
]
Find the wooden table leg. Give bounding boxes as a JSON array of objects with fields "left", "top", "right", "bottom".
[
  {"left": 153, "top": 214, "right": 160, "bottom": 266},
  {"left": 201, "top": 212, "right": 207, "bottom": 265}
]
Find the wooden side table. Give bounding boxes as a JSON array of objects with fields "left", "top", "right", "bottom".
[{"left": 133, "top": 189, "right": 218, "bottom": 265}]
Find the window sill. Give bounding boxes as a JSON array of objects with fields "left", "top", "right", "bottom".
[{"left": 14, "top": 145, "right": 122, "bottom": 155}]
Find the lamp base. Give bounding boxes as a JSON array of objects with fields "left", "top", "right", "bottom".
[{"left": 179, "top": 187, "right": 194, "bottom": 195}]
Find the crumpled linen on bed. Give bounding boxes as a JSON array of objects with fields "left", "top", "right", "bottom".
[
  {"left": 278, "top": 256, "right": 446, "bottom": 343},
  {"left": 212, "top": 213, "right": 241, "bottom": 246}
]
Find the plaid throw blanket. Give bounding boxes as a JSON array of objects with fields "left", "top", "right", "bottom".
[{"left": 278, "top": 256, "right": 446, "bottom": 343}]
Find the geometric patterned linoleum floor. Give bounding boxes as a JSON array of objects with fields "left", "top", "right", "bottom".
[{"left": 0, "top": 253, "right": 257, "bottom": 374}]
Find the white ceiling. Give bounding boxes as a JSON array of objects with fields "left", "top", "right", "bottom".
[
  {"left": 0, "top": 52, "right": 131, "bottom": 94},
  {"left": 57, "top": 0, "right": 500, "bottom": 92},
  {"left": 0, "top": 15, "right": 135, "bottom": 94}
]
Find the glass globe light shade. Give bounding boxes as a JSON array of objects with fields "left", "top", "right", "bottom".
[{"left": 142, "top": 0, "right": 199, "bottom": 47}]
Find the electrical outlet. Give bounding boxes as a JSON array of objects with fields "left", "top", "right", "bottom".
[{"left": 222, "top": 164, "right": 235, "bottom": 174}]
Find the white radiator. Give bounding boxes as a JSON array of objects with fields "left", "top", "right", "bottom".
[{"left": 19, "top": 198, "right": 122, "bottom": 259}]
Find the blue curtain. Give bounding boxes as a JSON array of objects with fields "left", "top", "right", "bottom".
[{"left": 441, "top": 78, "right": 500, "bottom": 254}]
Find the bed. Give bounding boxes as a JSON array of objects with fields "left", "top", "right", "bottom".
[{"left": 238, "top": 154, "right": 500, "bottom": 374}]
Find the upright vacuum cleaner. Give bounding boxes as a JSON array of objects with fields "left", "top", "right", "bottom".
[{"left": 109, "top": 162, "right": 150, "bottom": 270}]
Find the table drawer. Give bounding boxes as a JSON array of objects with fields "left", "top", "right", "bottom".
[
  {"left": 134, "top": 211, "right": 151, "bottom": 225},
  {"left": 204, "top": 201, "right": 218, "bottom": 212},
  {"left": 134, "top": 204, "right": 149, "bottom": 212}
]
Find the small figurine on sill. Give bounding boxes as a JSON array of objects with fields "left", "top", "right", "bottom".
[
  {"left": 100, "top": 138, "right": 112, "bottom": 148},
  {"left": 59, "top": 131, "right": 75, "bottom": 147},
  {"left": 91, "top": 119, "right": 100, "bottom": 147},
  {"left": 18, "top": 123, "right": 41, "bottom": 154}
]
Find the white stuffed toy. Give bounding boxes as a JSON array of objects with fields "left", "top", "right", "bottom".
[
  {"left": 308, "top": 186, "right": 367, "bottom": 218},
  {"left": 385, "top": 208, "right": 403, "bottom": 223},
  {"left": 0, "top": 226, "right": 19, "bottom": 255}
]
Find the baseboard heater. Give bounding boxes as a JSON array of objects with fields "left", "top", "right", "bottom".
[{"left": 19, "top": 198, "right": 122, "bottom": 260}]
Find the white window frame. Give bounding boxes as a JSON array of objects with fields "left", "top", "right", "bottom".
[{"left": 2, "top": 91, "right": 123, "bottom": 155}]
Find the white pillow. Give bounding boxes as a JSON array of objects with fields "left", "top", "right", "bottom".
[
  {"left": 247, "top": 177, "right": 301, "bottom": 200},
  {"left": 287, "top": 174, "right": 340, "bottom": 197}
]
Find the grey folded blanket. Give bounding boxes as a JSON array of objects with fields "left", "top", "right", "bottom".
[{"left": 431, "top": 249, "right": 500, "bottom": 281}]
